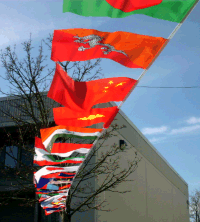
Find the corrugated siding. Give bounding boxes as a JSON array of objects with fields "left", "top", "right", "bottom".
[{"left": 0, "top": 92, "right": 60, "bottom": 127}]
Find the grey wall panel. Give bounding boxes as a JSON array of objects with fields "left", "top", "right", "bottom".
[
  {"left": 93, "top": 118, "right": 189, "bottom": 222},
  {"left": 145, "top": 161, "right": 174, "bottom": 222},
  {"left": 173, "top": 186, "right": 189, "bottom": 222},
  {"left": 112, "top": 112, "right": 188, "bottom": 198}
]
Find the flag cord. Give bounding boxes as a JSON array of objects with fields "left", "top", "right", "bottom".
[{"left": 118, "top": 0, "right": 199, "bottom": 110}]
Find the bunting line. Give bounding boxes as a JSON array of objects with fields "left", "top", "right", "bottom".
[{"left": 36, "top": 0, "right": 199, "bottom": 214}]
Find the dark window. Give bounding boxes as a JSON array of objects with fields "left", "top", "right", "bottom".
[
  {"left": 20, "top": 144, "right": 34, "bottom": 167},
  {"left": 0, "top": 147, "right": 5, "bottom": 168},
  {"left": 119, "top": 140, "right": 127, "bottom": 150},
  {"left": 5, "top": 146, "right": 18, "bottom": 168}
]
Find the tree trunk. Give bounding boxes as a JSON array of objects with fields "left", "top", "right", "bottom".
[
  {"left": 60, "top": 210, "right": 71, "bottom": 222},
  {"left": 34, "top": 193, "right": 42, "bottom": 222}
]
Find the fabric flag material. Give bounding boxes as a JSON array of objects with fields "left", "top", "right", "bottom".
[
  {"left": 51, "top": 143, "right": 93, "bottom": 157},
  {"left": 36, "top": 177, "right": 72, "bottom": 190},
  {"left": 51, "top": 29, "right": 167, "bottom": 69},
  {"left": 53, "top": 106, "right": 119, "bottom": 128},
  {"left": 36, "top": 177, "right": 53, "bottom": 189},
  {"left": 37, "top": 183, "right": 71, "bottom": 191},
  {"left": 37, "top": 183, "right": 59, "bottom": 191},
  {"left": 36, "top": 189, "right": 69, "bottom": 195},
  {"left": 40, "top": 194, "right": 66, "bottom": 209},
  {"left": 43, "top": 203, "right": 65, "bottom": 210},
  {"left": 59, "top": 184, "right": 71, "bottom": 190},
  {"left": 39, "top": 194, "right": 53, "bottom": 203},
  {"left": 49, "top": 179, "right": 72, "bottom": 185},
  {"left": 40, "top": 125, "right": 102, "bottom": 150},
  {"left": 34, "top": 166, "right": 79, "bottom": 183},
  {"left": 48, "top": 63, "right": 137, "bottom": 111},
  {"left": 45, "top": 207, "right": 64, "bottom": 215},
  {"left": 34, "top": 154, "right": 84, "bottom": 166},
  {"left": 105, "top": 0, "right": 162, "bottom": 11},
  {"left": 41, "top": 172, "right": 76, "bottom": 179},
  {"left": 38, "top": 193, "right": 65, "bottom": 201},
  {"left": 63, "top": 0, "right": 197, "bottom": 22},
  {"left": 34, "top": 137, "right": 85, "bottom": 166}
]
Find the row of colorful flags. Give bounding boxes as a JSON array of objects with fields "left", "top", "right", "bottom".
[{"left": 33, "top": 0, "right": 198, "bottom": 216}]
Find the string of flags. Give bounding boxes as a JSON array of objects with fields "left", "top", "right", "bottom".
[{"left": 33, "top": 0, "right": 198, "bottom": 216}]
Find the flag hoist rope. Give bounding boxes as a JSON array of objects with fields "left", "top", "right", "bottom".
[{"left": 53, "top": 1, "right": 199, "bottom": 211}]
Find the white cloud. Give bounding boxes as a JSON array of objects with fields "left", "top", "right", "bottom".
[
  {"left": 149, "top": 137, "right": 166, "bottom": 144},
  {"left": 169, "top": 125, "right": 200, "bottom": 135},
  {"left": 186, "top": 117, "right": 200, "bottom": 124},
  {"left": 142, "top": 126, "right": 168, "bottom": 135}
]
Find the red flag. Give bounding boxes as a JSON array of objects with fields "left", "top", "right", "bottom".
[
  {"left": 51, "top": 29, "right": 167, "bottom": 69},
  {"left": 53, "top": 106, "right": 119, "bottom": 128},
  {"left": 48, "top": 63, "right": 137, "bottom": 111}
]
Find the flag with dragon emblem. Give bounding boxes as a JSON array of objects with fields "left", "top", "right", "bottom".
[{"left": 51, "top": 29, "right": 167, "bottom": 69}]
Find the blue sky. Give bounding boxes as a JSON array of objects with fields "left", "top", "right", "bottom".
[{"left": 0, "top": 0, "right": 199, "bottom": 197}]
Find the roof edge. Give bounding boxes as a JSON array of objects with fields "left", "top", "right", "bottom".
[{"left": 110, "top": 101, "right": 188, "bottom": 187}]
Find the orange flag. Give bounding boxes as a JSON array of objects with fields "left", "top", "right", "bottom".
[
  {"left": 48, "top": 63, "right": 137, "bottom": 111},
  {"left": 51, "top": 29, "right": 167, "bottom": 69},
  {"left": 53, "top": 106, "right": 119, "bottom": 128}
]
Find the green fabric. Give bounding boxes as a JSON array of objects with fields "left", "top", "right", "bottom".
[
  {"left": 38, "top": 193, "right": 59, "bottom": 197},
  {"left": 63, "top": 0, "right": 197, "bottom": 22},
  {"left": 46, "top": 155, "right": 85, "bottom": 162},
  {"left": 48, "top": 134, "right": 96, "bottom": 151}
]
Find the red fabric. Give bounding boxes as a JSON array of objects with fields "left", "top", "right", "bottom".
[
  {"left": 46, "top": 167, "right": 65, "bottom": 171},
  {"left": 35, "top": 136, "right": 48, "bottom": 152},
  {"left": 105, "top": 0, "right": 162, "bottom": 12},
  {"left": 59, "top": 184, "right": 71, "bottom": 190},
  {"left": 51, "top": 143, "right": 92, "bottom": 154},
  {"left": 51, "top": 29, "right": 167, "bottom": 69},
  {"left": 51, "top": 30, "right": 139, "bottom": 68},
  {"left": 45, "top": 208, "right": 63, "bottom": 216},
  {"left": 34, "top": 159, "right": 83, "bottom": 166},
  {"left": 53, "top": 106, "right": 119, "bottom": 128},
  {"left": 41, "top": 172, "right": 75, "bottom": 179},
  {"left": 48, "top": 63, "right": 136, "bottom": 111}
]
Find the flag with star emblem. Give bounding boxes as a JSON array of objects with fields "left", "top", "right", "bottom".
[{"left": 48, "top": 63, "right": 137, "bottom": 111}]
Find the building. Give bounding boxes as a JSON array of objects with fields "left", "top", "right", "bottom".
[{"left": 0, "top": 94, "right": 189, "bottom": 222}]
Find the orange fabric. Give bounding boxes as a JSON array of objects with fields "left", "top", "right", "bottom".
[{"left": 52, "top": 29, "right": 167, "bottom": 69}]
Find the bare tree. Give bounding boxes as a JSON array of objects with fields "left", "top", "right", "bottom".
[
  {"left": 190, "top": 189, "right": 200, "bottom": 222},
  {"left": 0, "top": 33, "right": 141, "bottom": 222}
]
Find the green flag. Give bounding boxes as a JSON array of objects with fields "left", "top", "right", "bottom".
[{"left": 63, "top": 0, "right": 197, "bottom": 23}]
